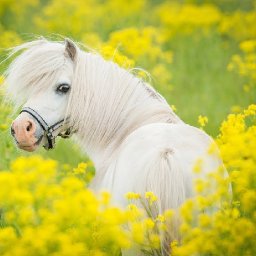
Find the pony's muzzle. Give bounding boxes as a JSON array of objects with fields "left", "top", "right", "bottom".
[{"left": 11, "top": 114, "right": 39, "bottom": 152}]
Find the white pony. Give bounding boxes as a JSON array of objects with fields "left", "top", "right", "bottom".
[{"left": 6, "top": 38, "right": 224, "bottom": 254}]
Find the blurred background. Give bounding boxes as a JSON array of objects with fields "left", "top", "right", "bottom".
[{"left": 0, "top": 0, "right": 255, "bottom": 169}]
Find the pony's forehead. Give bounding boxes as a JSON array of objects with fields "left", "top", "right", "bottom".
[
  {"left": 16, "top": 41, "right": 66, "bottom": 63},
  {"left": 20, "top": 40, "right": 65, "bottom": 54},
  {"left": 9, "top": 40, "right": 70, "bottom": 79}
]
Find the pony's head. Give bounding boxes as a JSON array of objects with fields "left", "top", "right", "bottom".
[
  {"left": 5, "top": 38, "right": 176, "bottom": 157},
  {"left": 6, "top": 38, "right": 78, "bottom": 151}
]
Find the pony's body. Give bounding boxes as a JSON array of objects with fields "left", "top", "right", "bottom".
[
  {"left": 91, "top": 122, "right": 219, "bottom": 211},
  {"left": 6, "top": 39, "right": 225, "bottom": 254}
]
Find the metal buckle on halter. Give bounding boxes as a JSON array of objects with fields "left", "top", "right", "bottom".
[
  {"left": 45, "top": 130, "right": 56, "bottom": 150},
  {"left": 59, "top": 128, "right": 72, "bottom": 138},
  {"left": 20, "top": 107, "right": 72, "bottom": 150}
]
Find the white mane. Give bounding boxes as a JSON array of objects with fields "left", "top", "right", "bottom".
[
  {"left": 6, "top": 39, "right": 181, "bottom": 166},
  {"left": 67, "top": 50, "right": 181, "bottom": 164}
]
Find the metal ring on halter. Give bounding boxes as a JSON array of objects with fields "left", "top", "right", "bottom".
[{"left": 20, "top": 107, "right": 72, "bottom": 150}]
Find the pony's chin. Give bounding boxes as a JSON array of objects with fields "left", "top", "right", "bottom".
[
  {"left": 16, "top": 135, "right": 43, "bottom": 152},
  {"left": 18, "top": 144, "right": 38, "bottom": 152},
  {"left": 18, "top": 144, "right": 39, "bottom": 152}
]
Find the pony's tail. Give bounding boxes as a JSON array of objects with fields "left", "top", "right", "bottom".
[{"left": 145, "top": 148, "right": 186, "bottom": 255}]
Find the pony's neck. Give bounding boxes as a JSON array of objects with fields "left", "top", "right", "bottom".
[{"left": 70, "top": 52, "right": 181, "bottom": 169}]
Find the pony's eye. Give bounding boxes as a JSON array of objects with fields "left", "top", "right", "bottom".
[{"left": 56, "top": 84, "right": 70, "bottom": 94}]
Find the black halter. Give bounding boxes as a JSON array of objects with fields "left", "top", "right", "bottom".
[{"left": 20, "top": 107, "right": 72, "bottom": 150}]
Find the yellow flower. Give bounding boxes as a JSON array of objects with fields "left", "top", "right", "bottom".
[
  {"left": 171, "top": 104, "right": 177, "bottom": 112},
  {"left": 230, "top": 105, "right": 242, "bottom": 113},
  {"left": 198, "top": 115, "right": 208, "bottom": 127},
  {"left": 145, "top": 191, "right": 158, "bottom": 205},
  {"left": 100, "top": 191, "right": 111, "bottom": 205},
  {"left": 125, "top": 192, "right": 141, "bottom": 200},
  {"left": 193, "top": 158, "right": 203, "bottom": 173},
  {"left": 198, "top": 214, "right": 211, "bottom": 227},
  {"left": 155, "top": 214, "right": 165, "bottom": 223},
  {"left": 0, "top": 76, "right": 4, "bottom": 85},
  {"left": 240, "top": 40, "right": 256, "bottom": 53},
  {"left": 73, "top": 162, "right": 87, "bottom": 174},
  {"left": 144, "top": 218, "right": 155, "bottom": 229}
]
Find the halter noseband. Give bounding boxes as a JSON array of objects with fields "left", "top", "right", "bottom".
[{"left": 20, "top": 107, "right": 72, "bottom": 150}]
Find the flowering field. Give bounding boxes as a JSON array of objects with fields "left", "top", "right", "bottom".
[{"left": 0, "top": 0, "right": 256, "bottom": 255}]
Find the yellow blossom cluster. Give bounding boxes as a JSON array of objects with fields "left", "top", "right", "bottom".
[
  {"left": 1, "top": 0, "right": 255, "bottom": 96},
  {"left": 155, "top": 2, "right": 256, "bottom": 42},
  {"left": 0, "top": 156, "right": 168, "bottom": 255},
  {"left": 0, "top": 104, "right": 256, "bottom": 255},
  {"left": 228, "top": 39, "right": 256, "bottom": 92},
  {"left": 0, "top": 30, "right": 21, "bottom": 49},
  {"left": 172, "top": 105, "right": 256, "bottom": 256},
  {"left": 0, "top": 0, "right": 37, "bottom": 17},
  {"left": 155, "top": 3, "right": 222, "bottom": 40},
  {"left": 219, "top": 11, "right": 256, "bottom": 42},
  {"left": 0, "top": 156, "right": 186, "bottom": 255},
  {"left": 197, "top": 115, "right": 208, "bottom": 128}
]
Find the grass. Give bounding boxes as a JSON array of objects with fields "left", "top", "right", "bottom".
[{"left": 157, "top": 33, "right": 253, "bottom": 136}]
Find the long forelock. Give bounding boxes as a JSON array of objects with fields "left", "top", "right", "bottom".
[{"left": 5, "top": 40, "right": 67, "bottom": 107}]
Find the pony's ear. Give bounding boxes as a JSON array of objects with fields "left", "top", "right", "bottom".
[{"left": 64, "top": 38, "right": 77, "bottom": 61}]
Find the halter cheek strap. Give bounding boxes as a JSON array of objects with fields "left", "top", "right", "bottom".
[{"left": 20, "top": 107, "right": 72, "bottom": 150}]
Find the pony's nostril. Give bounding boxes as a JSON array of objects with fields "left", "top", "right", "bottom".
[
  {"left": 11, "top": 126, "right": 15, "bottom": 136},
  {"left": 26, "top": 121, "right": 33, "bottom": 132}
]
